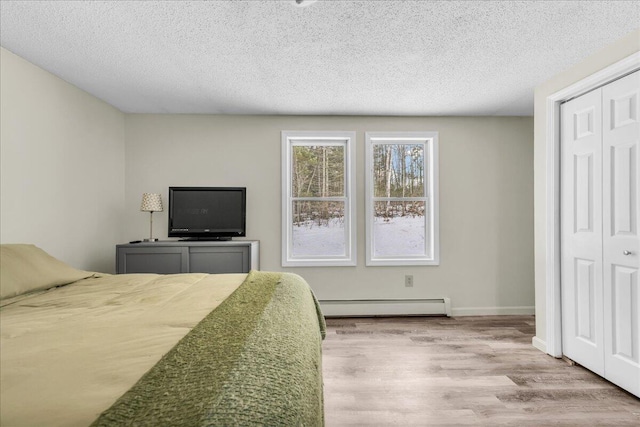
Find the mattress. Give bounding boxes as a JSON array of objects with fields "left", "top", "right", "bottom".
[{"left": 0, "top": 272, "right": 246, "bottom": 426}]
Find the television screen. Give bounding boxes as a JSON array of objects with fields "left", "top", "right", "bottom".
[{"left": 168, "top": 187, "right": 246, "bottom": 240}]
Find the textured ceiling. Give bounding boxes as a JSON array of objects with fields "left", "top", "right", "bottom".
[{"left": 0, "top": 0, "right": 638, "bottom": 116}]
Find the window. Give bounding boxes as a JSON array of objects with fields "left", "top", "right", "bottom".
[
  {"left": 282, "top": 131, "right": 356, "bottom": 266},
  {"left": 365, "top": 132, "right": 439, "bottom": 266}
]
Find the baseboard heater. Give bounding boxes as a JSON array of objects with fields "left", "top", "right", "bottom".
[{"left": 319, "top": 298, "right": 451, "bottom": 317}]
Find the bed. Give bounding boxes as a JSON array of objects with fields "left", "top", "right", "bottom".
[{"left": 0, "top": 244, "right": 325, "bottom": 426}]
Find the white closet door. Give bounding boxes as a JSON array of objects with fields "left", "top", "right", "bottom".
[
  {"left": 602, "top": 70, "right": 640, "bottom": 397},
  {"left": 561, "top": 88, "right": 605, "bottom": 376}
]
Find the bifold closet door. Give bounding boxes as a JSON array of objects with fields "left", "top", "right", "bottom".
[
  {"left": 561, "top": 88, "right": 605, "bottom": 377},
  {"left": 602, "top": 71, "right": 639, "bottom": 397},
  {"left": 561, "top": 70, "right": 640, "bottom": 398}
]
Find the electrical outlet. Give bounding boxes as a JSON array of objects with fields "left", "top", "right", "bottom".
[{"left": 405, "top": 275, "right": 413, "bottom": 287}]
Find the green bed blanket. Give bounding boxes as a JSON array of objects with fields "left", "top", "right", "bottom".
[{"left": 91, "top": 271, "right": 326, "bottom": 426}]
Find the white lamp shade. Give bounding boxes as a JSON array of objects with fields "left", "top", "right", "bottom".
[{"left": 140, "top": 193, "right": 163, "bottom": 212}]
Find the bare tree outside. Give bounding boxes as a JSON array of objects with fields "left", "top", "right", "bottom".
[
  {"left": 372, "top": 143, "right": 428, "bottom": 257},
  {"left": 290, "top": 142, "right": 428, "bottom": 258},
  {"left": 291, "top": 145, "right": 346, "bottom": 256},
  {"left": 372, "top": 144, "right": 425, "bottom": 218}
]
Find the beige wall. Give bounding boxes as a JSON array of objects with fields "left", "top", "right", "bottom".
[
  {"left": 533, "top": 30, "right": 640, "bottom": 347},
  {"left": 0, "top": 47, "right": 126, "bottom": 272},
  {"left": 125, "top": 114, "right": 534, "bottom": 313},
  {"left": 0, "top": 46, "right": 535, "bottom": 313}
]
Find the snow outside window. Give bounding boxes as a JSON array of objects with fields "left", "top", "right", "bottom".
[
  {"left": 365, "top": 132, "right": 439, "bottom": 266},
  {"left": 282, "top": 131, "right": 356, "bottom": 266}
]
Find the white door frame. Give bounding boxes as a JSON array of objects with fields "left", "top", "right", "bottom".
[{"left": 544, "top": 51, "right": 640, "bottom": 357}]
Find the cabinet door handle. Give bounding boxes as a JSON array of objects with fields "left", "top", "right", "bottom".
[{"left": 623, "top": 250, "right": 633, "bottom": 256}]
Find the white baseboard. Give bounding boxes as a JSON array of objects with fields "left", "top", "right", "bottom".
[
  {"left": 450, "top": 306, "right": 535, "bottom": 316},
  {"left": 532, "top": 336, "right": 547, "bottom": 353},
  {"left": 319, "top": 300, "right": 535, "bottom": 318},
  {"left": 320, "top": 298, "right": 451, "bottom": 317},
  {"left": 318, "top": 300, "right": 536, "bottom": 318}
]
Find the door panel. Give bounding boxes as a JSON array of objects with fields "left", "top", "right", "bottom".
[
  {"left": 561, "top": 88, "right": 605, "bottom": 376},
  {"left": 575, "top": 258, "right": 596, "bottom": 342},
  {"left": 602, "top": 71, "right": 640, "bottom": 397},
  {"left": 574, "top": 153, "right": 594, "bottom": 233},
  {"left": 611, "top": 265, "right": 637, "bottom": 361},
  {"left": 611, "top": 144, "right": 636, "bottom": 235}
]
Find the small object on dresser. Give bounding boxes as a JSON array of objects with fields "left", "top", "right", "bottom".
[
  {"left": 129, "top": 240, "right": 142, "bottom": 244},
  {"left": 140, "top": 193, "right": 163, "bottom": 242}
]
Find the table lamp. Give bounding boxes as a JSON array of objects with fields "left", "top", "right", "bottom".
[{"left": 140, "top": 193, "right": 163, "bottom": 242}]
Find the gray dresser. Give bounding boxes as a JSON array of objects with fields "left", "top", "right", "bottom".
[{"left": 116, "top": 240, "right": 259, "bottom": 274}]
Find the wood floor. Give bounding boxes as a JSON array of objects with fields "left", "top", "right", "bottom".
[{"left": 322, "top": 316, "right": 640, "bottom": 426}]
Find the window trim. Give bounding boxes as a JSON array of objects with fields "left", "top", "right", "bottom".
[
  {"left": 365, "top": 131, "right": 440, "bottom": 266},
  {"left": 281, "top": 130, "right": 357, "bottom": 267}
]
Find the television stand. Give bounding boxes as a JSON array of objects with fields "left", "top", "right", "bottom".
[{"left": 116, "top": 240, "right": 259, "bottom": 274}]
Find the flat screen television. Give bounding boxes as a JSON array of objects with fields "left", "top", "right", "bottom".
[{"left": 168, "top": 187, "right": 246, "bottom": 240}]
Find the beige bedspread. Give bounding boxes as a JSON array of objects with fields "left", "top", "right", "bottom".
[{"left": 0, "top": 272, "right": 246, "bottom": 427}]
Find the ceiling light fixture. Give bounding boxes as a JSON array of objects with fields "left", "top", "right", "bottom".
[{"left": 294, "top": 0, "right": 318, "bottom": 7}]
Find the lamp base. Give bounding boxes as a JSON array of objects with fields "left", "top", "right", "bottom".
[{"left": 143, "top": 238, "right": 159, "bottom": 242}]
